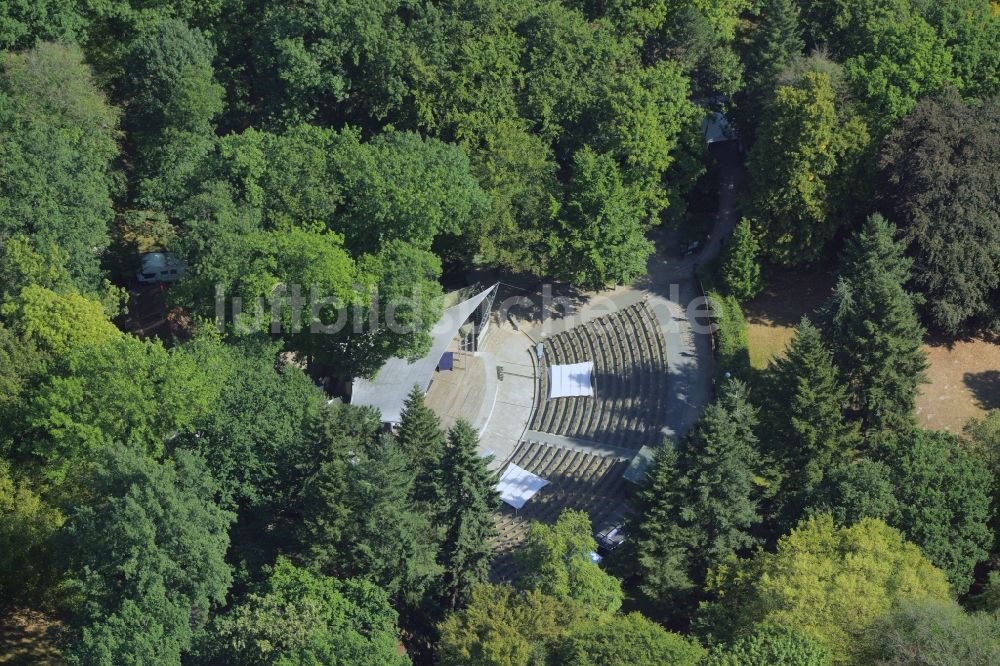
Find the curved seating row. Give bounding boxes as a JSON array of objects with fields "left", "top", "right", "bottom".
[
  {"left": 529, "top": 301, "right": 668, "bottom": 451},
  {"left": 490, "top": 439, "right": 631, "bottom": 584}
]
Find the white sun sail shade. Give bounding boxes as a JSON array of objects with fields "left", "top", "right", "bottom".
[
  {"left": 548, "top": 362, "right": 594, "bottom": 398},
  {"left": 496, "top": 463, "right": 550, "bottom": 509}
]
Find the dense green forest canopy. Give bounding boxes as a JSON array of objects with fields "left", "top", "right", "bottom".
[{"left": 0, "top": 0, "right": 998, "bottom": 663}]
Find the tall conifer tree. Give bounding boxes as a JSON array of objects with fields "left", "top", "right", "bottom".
[
  {"left": 765, "top": 317, "right": 859, "bottom": 519},
  {"left": 397, "top": 384, "right": 447, "bottom": 506},
  {"left": 339, "top": 436, "right": 441, "bottom": 607},
  {"left": 824, "top": 214, "right": 927, "bottom": 433},
  {"left": 627, "top": 445, "right": 695, "bottom": 617},
  {"left": 679, "top": 381, "right": 761, "bottom": 565},
  {"left": 628, "top": 382, "right": 761, "bottom": 618},
  {"left": 436, "top": 420, "right": 500, "bottom": 609}
]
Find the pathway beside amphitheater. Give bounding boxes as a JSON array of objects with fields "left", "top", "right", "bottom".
[{"left": 481, "top": 142, "right": 744, "bottom": 580}]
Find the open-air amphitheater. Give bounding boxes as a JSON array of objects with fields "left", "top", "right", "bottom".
[
  {"left": 349, "top": 139, "right": 735, "bottom": 581},
  {"left": 350, "top": 282, "right": 688, "bottom": 582},
  {"left": 490, "top": 301, "right": 669, "bottom": 580}
]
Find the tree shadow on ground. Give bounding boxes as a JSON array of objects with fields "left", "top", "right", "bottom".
[
  {"left": 742, "top": 268, "right": 836, "bottom": 329},
  {"left": 964, "top": 370, "right": 1000, "bottom": 411}
]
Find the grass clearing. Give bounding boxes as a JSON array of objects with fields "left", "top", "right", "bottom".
[
  {"left": 743, "top": 268, "right": 999, "bottom": 433},
  {"left": 742, "top": 268, "right": 835, "bottom": 369}
]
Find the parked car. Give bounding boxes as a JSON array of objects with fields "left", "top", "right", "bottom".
[
  {"left": 136, "top": 252, "right": 187, "bottom": 284},
  {"left": 596, "top": 524, "right": 626, "bottom": 554}
]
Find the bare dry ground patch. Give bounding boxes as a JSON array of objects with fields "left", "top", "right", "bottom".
[
  {"left": 917, "top": 334, "right": 1000, "bottom": 433},
  {"left": 0, "top": 611, "right": 63, "bottom": 665}
]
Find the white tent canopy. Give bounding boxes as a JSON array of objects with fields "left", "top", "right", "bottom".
[
  {"left": 351, "top": 283, "right": 498, "bottom": 424},
  {"left": 548, "top": 362, "right": 594, "bottom": 398},
  {"left": 496, "top": 463, "right": 550, "bottom": 509}
]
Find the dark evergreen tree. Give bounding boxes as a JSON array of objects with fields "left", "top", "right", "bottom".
[
  {"left": 805, "top": 459, "right": 899, "bottom": 526},
  {"left": 300, "top": 453, "right": 350, "bottom": 569},
  {"left": 720, "top": 217, "right": 763, "bottom": 302},
  {"left": 823, "top": 214, "right": 928, "bottom": 433},
  {"left": 627, "top": 445, "right": 695, "bottom": 615},
  {"left": 338, "top": 436, "right": 441, "bottom": 607},
  {"left": 838, "top": 212, "right": 913, "bottom": 288},
  {"left": 436, "top": 419, "right": 500, "bottom": 609},
  {"left": 299, "top": 403, "right": 389, "bottom": 580},
  {"left": 738, "top": 0, "right": 805, "bottom": 140},
  {"left": 764, "top": 317, "right": 859, "bottom": 520},
  {"left": 396, "top": 384, "right": 447, "bottom": 506},
  {"left": 873, "top": 429, "right": 993, "bottom": 594},
  {"left": 628, "top": 381, "right": 761, "bottom": 617},
  {"left": 718, "top": 378, "right": 759, "bottom": 451},
  {"left": 677, "top": 381, "right": 762, "bottom": 565}
]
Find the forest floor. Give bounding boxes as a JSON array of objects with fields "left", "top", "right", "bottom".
[
  {"left": 742, "top": 268, "right": 999, "bottom": 433},
  {"left": 0, "top": 611, "right": 63, "bottom": 665}
]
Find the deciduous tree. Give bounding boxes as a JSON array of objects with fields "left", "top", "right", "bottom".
[
  {"left": 62, "top": 445, "right": 233, "bottom": 665},
  {"left": 557, "top": 612, "right": 705, "bottom": 666},
  {"left": 1, "top": 285, "right": 120, "bottom": 357},
  {"left": 552, "top": 146, "right": 653, "bottom": 289},
  {"left": 699, "top": 515, "right": 953, "bottom": 665},
  {"left": 805, "top": 459, "right": 899, "bottom": 526},
  {"left": 0, "top": 43, "right": 119, "bottom": 289},
  {"left": 0, "top": 0, "right": 83, "bottom": 50},
  {"left": 746, "top": 64, "right": 869, "bottom": 265},
  {"left": 124, "top": 19, "right": 224, "bottom": 208},
  {"left": 706, "top": 623, "right": 832, "bottom": 666},
  {"left": 25, "top": 334, "right": 220, "bottom": 489},
  {"left": 205, "top": 556, "right": 407, "bottom": 666},
  {"left": 0, "top": 461, "right": 63, "bottom": 606},
  {"left": 867, "top": 599, "right": 1000, "bottom": 666},
  {"left": 436, "top": 585, "right": 583, "bottom": 666},
  {"left": 516, "top": 509, "right": 623, "bottom": 613}
]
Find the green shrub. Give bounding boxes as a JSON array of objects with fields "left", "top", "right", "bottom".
[{"left": 708, "top": 290, "right": 751, "bottom": 380}]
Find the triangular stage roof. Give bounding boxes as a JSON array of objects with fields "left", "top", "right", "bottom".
[{"left": 351, "top": 283, "right": 498, "bottom": 424}]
